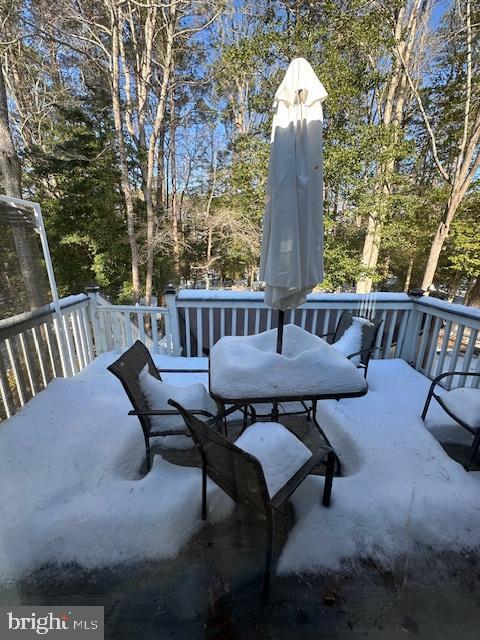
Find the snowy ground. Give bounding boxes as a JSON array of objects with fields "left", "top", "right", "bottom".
[{"left": 0, "top": 352, "right": 479, "bottom": 584}]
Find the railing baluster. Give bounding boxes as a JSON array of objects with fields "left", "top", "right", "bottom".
[
  {"left": 0, "top": 346, "right": 14, "bottom": 418},
  {"left": 81, "top": 307, "right": 95, "bottom": 363},
  {"left": 301, "top": 309, "right": 307, "bottom": 329},
  {"left": 31, "top": 326, "right": 48, "bottom": 387},
  {"left": 71, "top": 311, "right": 86, "bottom": 370},
  {"left": 435, "top": 320, "right": 452, "bottom": 378},
  {"left": 151, "top": 312, "right": 159, "bottom": 353},
  {"left": 322, "top": 310, "right": 330, "bottom": 336},
  {"left": 231, "top": 308, "right": 237, "bottom": 336},
  {"left": 459, "top": 327, "right": 478, "bottom": 387},
  {"left": 209, "top": 308, "right": 214, "bottom": 346},
  {"left": 19, "top": 331, "right": 38, "bottom": 396},
  {"left": 44, "top": 322, "right": 60, "bottom": 378},
  {"left": 375, "top": 310, "right": 387, "bottom": 356},
  {"left": 185, "top": 308, "right": 192, "bottom": 357},
  {"left": 220, "top": 308, "right": 226, "bottom": 338},
  {"left": 137, "top": 312, "right": 146, "bottom": 344},
  {"left": 384, "top": 310, "right": 397, "bottom": 358},
  {"left": 472, "top": 352, "right": 480, "bottom": 389},
  {"left": 254, "top": 308, "right": 260, "bottom": 334},
  {"left": 266, "top": 309, "right": 272, "bottom": 330},
  {"left": 446, "top": 324, "right": 465, "bottom": 390},
  {"left": 415, "top": 313, "right": 432, "bottom": 371},
  {"left": 123, "top": 311, "right": 133, "bottom": 347},
  {"left": 424, "top": 317, "right": 441, "bottom": 378},
  {"left": 76, "top": 309, "right": 89, "bottom": 367},
  {"left": 5, "top": 337, "right": 27, "bottom": 406},
  {"left": 197, "top": 308, "right": 203, "bottom": 357},
  {"left": 311, "top": 309, "right": 318, "bottom": 336},
  {"left": 395, "top": 310, "right": 409, "bottom": 357},
  {"left": 63, "top": 313, "right": 78, "bottom": 374}
]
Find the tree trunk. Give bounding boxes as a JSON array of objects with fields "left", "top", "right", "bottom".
[
  {"left": 357, "top": 0, "right": 426, "bottom": 293},
  {"left": 169, "top": 91, "right": 180, "bottom": 274},
  {"left": 466, "top": 275, "right": 480, "bottom": 307},
  {"left": 356, "top": 211, "right": 382, "bottom": 293},
  {"left": 0, "top": 64, "right": 44, "bottom": 309},
  {"left": 421, "top": 195, "right": 460, "bottom": 292},
  {"left": 448, "top": 270, "right": 462, "bottom": 301},
  {"left": 403, "top": 256, "right": 414, "bottom": 292},
  {"left": 111, "top": 18, "right": 140, "bottom": 301}
]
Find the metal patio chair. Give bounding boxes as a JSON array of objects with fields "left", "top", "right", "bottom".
[
  {"left": 107, "top": 340, "right": 222, "bottom": 472},
  {"left": 169, "top": 398, "right": 335, "bottom": 596},
  {"left": 321, "top": 311, "right": 384, "bottom": 379},
  {"left": 422, "top": 371, "right": 480, "bottom": 471}
]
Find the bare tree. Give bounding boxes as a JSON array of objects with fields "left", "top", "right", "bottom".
[
  {"left": 356, "top": 0, "right": 432, "bottom": 293},
  {"left": 398, "top": 0, "right": 479, "bottom": 292}
]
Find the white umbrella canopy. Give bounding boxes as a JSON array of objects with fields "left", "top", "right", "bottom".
[{"left": 259, "top": 57, "right": 327, "bottom": 312}]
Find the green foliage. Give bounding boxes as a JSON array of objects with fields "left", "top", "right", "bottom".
[
  {"left": 25, "top": 102, "right": 131, "bottom": 300},
  {"left": 449, "top": 194, "right": 480, "bottom": 278}
]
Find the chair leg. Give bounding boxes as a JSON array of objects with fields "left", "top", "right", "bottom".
[
  {"left": 466, "top": 433, "right": 480, "bottom": 472},
  {"left": 322, "top": 451, "right": 336, "bottom": 507},
  {"left": 145, "top": 434, "right": 152, "bottom": 473},
  {"left": 422, "top": 385, "right": 435, "bottom": 421},
  {"left": 201, "top": 463, "right": 208, "bottom": 520},
  {"left": 263, "top": 512, "right": 275, "bottom": 600}
]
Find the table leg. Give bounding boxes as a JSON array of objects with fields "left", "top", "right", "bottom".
[
  {"left": 311, "top": 400, "right": 342, "bottom": 476},
  {"left": 271, "top": 401, "right": 279, "bottom": 422}
]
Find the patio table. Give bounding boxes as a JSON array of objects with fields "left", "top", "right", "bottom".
[{"left": 208, "top": 325, "right": 368, "bottom": 456}]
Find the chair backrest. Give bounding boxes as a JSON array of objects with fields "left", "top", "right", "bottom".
[
  {"left": 359, "top": 318, "right": 383, "bottom": 366},
  {"left": 332, "top": 311, "right": 354, "bottom": 342},
  {"left": 107, "top": 340, "right": 161, "bottom": 435},
  {"left": 169, "top": 399, "right": 271, "bottom": 514}
]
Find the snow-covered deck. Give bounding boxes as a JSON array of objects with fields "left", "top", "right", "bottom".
[{"left": 1, "top": 353, "right": 479, "bottom": 584}]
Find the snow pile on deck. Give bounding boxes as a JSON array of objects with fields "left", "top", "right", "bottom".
[
  {"left": 1, "top": 349, "right": 479, "bottom": 584},
  {"left": 210, "top": 323, "right": 367, "bottom": 399},
  {"left": 0, "top": 354, "right": 232, "bottom": 583},
  {"left": 277, "top": 359, "right": 480, "bottom": 575}
]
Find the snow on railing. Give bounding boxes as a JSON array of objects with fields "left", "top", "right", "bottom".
[
  {"left": 1, "top": 288, "right": 479, "bottom": 420},
  {"left": 173, "top": 290, "right": 413, "bottom": 360},
  {"left": 403, "top": 297, "right": 480, "bottom": 390},
  {"left": 0, "top": 294, "right": 94, "bottom": 420}
]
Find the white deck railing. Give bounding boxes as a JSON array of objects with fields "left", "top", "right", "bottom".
[
  {"left": 1, "top": 288, "right": 479, "bottom": 419},
  {"left": 0, "top": 294, "right": 94, "bottom": 419}
]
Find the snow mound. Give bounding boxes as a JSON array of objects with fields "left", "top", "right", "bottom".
[
  {"left": 209, "top": 324, "right": 367, "bottom": 399},
  {"left": 0, "top": 353, "right": 232, "bottom": 583},
  {"left": 276, "top": 359, "right": 480, "bottom": 575},
  {"left": 235, "top": 422, "right": 312, "bottom": 497}
]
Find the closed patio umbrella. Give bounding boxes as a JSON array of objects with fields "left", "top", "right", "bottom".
[{"left": 259, "top": 57, "right": 327, "bottom": 352}]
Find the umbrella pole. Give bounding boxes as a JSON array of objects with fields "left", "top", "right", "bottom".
[{"left": 276, "top": 309, "right": 285, "bottom": 354}]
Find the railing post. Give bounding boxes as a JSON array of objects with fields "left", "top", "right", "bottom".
[
  {"left": 399, "top": 293, "right": 422, "bottom": 363},
  {"left": 85, "top": 285, "right": 106, "bottom": 356},
  {"left": 164, "top": 284, "right": 182, "bottom": 356}
]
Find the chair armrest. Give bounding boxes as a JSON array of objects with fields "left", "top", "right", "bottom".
[
  {"left": 346, "top": 346, "right": 382, "bottom": 361},
  {"left": 431, "top": 371, "right": 480, "bottom": 385},
  {"left": 268, "top": 447, "right": 328, "bottom": 510},
  {"left": 428, "top": 370, "right": 480, "bottom": 395},
  {"left": 129, "top": 409, "right": 216, "bottom": 418}
]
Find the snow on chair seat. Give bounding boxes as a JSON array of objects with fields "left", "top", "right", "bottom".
[
  {"left": 438, "top": 388, "right": 480, "bottom": 430},
  {"left": 422, "top": 371, "right": 480, "bottom": 471}
]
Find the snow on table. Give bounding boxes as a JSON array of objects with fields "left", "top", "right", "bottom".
[{"left": 209, "top": 323, "right": 367, "bottom": 400}]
